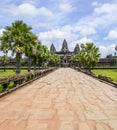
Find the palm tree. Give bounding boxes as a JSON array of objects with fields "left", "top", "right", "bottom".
[
  {"left": 32, "top": 42, "right": 41, "bottom": 70},
  {"left": 0, "top": 20, "right": 32, "bottom": 73},
  {"left": 80, "top": 43, "right": 100, "bottom": 71},
  {"left": 37, "top": 45, "right": 51, "bottom": 68},
  {"left": 24, "top": 33, "right": 39, "bottom": 72}
]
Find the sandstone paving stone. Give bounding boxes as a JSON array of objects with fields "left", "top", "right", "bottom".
[
  {"left": 97, "top": 120, "right": 117, "bottom": 130},
  {"left": 78, "top": 122, "right": 90, "bottom": 130},
  {"left": 59, "top": 121, "right": 74, "bottom": 130},
  {"left": 84, "top": 110, "right": 108, "bottom": 120},
  {"left": 77, "top": 111, "right": 86, "bottom": 121},
  {"left": 0, "top": 68, "right": 117, "bottom": 130},
  {"left": 0, "top": 119, "right": 27, "bottom": 130},
  {"left": 104, "top": 109, "right": 117, "bottom": 119},
  {"left": 86, "top": 120, "right": 96, "bottom": 130},
  {"left": 32, "top": 98, "right": 51, "bottom": 109},
  {"left": 25, "top": 120, "right": 48, "bottom": 130},
  {"left": 96, "top": 123, "right": 106, "bottom": 130},
  {"left": 29, "top": 109, "right": 55, "bottom": 120}
]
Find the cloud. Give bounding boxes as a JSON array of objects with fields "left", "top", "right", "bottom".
[
  {"left": 59, "top": 3, "right": 74, "bottom": 12},
  {"left": 38, "top": 26, "right": 77, "bottom": 50},
  {"left": 78, "top": 3, "right": 117, "bottom": 31},
  {"left": 74, "top": 25, "right": 96, "bottom": 37},
  {"left": 0, "top": 29, "right": 5, "bottom": 36},
  {"left": 38, "top": 25, "right": 77, "bottom": 41},
  {"left": 38, "top": 24, "right": 94, "bottom": 51},
  {"left": 68, "top": 37, "right": 93, "bottom": 51},
  {"left": 6, "top": 3, "right": 54, "bottom": 17},
  {"left": 106, "top": 29, "right": 117, "bottom": 40},
  {"left": 92, "top": 1, "right": 102, "bottom": 7},
  {"left": 94, "top": 3, "right": 117, "bottom": 15},
  {"left": 99, "top": 44, "right": 116, "bottom": 57}
]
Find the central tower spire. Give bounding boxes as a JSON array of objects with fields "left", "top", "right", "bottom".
[{"left": 61, "top": 39, "right": 69, "bottom": 52}]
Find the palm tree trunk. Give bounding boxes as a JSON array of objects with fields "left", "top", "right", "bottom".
[
  {"left": 28, "top": 57, "right": 31, "bottom": 72},
  {"left": 16, "top": 53, "right": 21, "bottom": 74},
  {"left": 4, "top": 64, "right": 6, "bottom": 72},
  {"left": 34, "top": 57, "right": 36, "bottom": 71}
]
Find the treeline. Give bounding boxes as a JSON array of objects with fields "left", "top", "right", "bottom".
[{"left": 0, "top": 20, "right": 60, "bottom": 73}]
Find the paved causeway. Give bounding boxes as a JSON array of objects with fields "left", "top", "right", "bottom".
[{"left": 0, "top": 68, "right": 117, "bottom": 130}]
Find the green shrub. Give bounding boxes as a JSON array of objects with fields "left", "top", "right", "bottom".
[
  {"left": 0, "top": 84, "right": 3, "bottom": 92},
  {"left": 24, "top": 77, "right": 27, "bottom": 82},
  {"left": 8, "top": 81, "right": 14, "bottom": 89}
]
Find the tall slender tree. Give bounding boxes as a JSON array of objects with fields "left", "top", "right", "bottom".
[
  {"left": 24, "top": 33, "right": 39, "bottom": 72},
  {"left": 0, "top": 20, "right": 32, "bottom": 73},
  {"left": 32, "top": 42, "right": 41, "bottom": 70}
]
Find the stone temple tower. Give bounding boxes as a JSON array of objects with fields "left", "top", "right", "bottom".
[
  {"left": 74, "top": 44, "right": 80, "bottom": 54},
  {"left": 50, "top": 43, "right": 56, "bottom": 54},
  {"left": 61, "top": 39, "right": 69, "bottom": 53},
  {"left": 50, "top": 39, "right": 80, "bottom": 67}
]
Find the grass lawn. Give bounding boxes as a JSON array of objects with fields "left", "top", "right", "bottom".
[
  {"left": 0, "top": 69, "right": 28, "bottom": 77},
  {"left": 92, "top": 69, "right": 117, "bottom": 82}
]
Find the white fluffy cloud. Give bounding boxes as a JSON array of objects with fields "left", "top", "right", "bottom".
[
  {"left": 69, "top": 37, "right": 93, "bottom": 51},
  {"left": 106, "top": 29, "right": 117, "bottom": 40},
  {"left": 78, "top": 3, "right": 117, "bottom": 30},
  {"left": 38, "top": 25, "right": 77, "bottom": 41},
  {"left": 38, "top": 26, "right": 77, "bottom": 50},
  {"left": 0, "top": 29, "right": 5, "bottom": 36},
  {"left": 8, "top": 3, "right": 54, "bottom": 17},
  {"left": 99, "top": 44, "right": 116, "bottom": 57},
  {"left": 74, "top": 25, "right": 96, "bottom": 37},
  {"left": 92, "top": 1, "right": 102, "bottom": 7},
  {"left": 94, "top": 3, "right": 117, "bottom": 15},
  {"left": 59, "top": 3, "right": 74, "bottom": 12},
  {"left": 38, "top": 24, "right": 94, "bottom": 51}
]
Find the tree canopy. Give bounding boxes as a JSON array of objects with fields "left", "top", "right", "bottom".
[
  {"left": 49, "top": 54, "right": 60, "bottom": 66},
  {"left": 71, "top": 43, "right": 100, "bottom": 70},
  {"left": 0, "top": 20, "right": 52, "bottom": 73}
]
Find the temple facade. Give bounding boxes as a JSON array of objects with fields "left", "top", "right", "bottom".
[{"left": 50, "top": 39, "right": 80, "bottom": 67}]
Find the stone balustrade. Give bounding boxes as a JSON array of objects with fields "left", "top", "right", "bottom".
[
  {"left": 73, "top": 66, "right": 117, "bottom": 87},
  {"left": 0, "top": 67, "right": 57, "bottom": 95}
]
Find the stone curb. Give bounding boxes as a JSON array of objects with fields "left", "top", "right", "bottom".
[{"left": 72, "top": 67, "right": 117, "bottom": 88}]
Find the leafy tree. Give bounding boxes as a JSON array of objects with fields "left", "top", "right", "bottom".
[
  {"left": 49, "top": 54, "right": 60, "bottom": 66},
  {"left": 37, "top": 45, "right": 51, "bottom": 68},
  {"left": 71, "top": 53, "right": 81, "bottom": 67},
  {"left": 80, "top": 43, "right": 100, "bottom": 71},
  {"left": 0, "top": 20, "right": 32, "bottom": 73}
]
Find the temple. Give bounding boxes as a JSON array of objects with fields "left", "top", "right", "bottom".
[{"left": 50, "top": 39, "right": 80, "bottom": 67}]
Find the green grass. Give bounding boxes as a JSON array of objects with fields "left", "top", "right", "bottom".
[
  {"left": 0, "top": 70, "right": 28, "bottom": 77},
  {"left": 92, "top": 69, "right": 117, "bottom": 82}
]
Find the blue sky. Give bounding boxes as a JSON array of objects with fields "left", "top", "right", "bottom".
[{"left": 0, "top": 0, "right": 117, "bottom": 57}]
